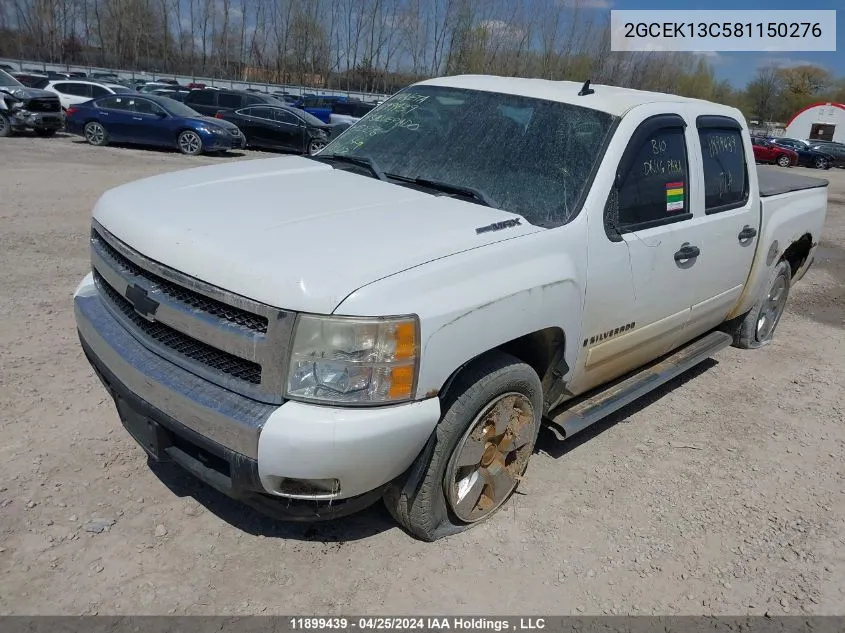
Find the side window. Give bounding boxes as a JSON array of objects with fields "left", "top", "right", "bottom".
[
  {"left": 188, "top": 90, "right": 215, "bottom": 106},
  {"left": 273, "top": 109, "right": 297, "bottom": 124},
  {"left": 97, "top": 96, "right": 131, "bottom": 111},
  {"left": 57, "top": 82, "right": 90, "bottom": 97},
  {"left": 245, "top": 95, "right": 265, "bottom": 106},
  {"left": 696, "top": 118, "right": 748, "bottom": 214},
  {"left": 608, "top": 119, "right": 690, "bottom": 234},
  {"left": 247, "top": 107, "right": 273, "bottom": 120},
  {"left": 218, "top": 93, "right": 241, "bottom": 108},
  {"left": 90, "top": 84, "right": 109, "bottom": 98},
  {"left": 303, "top": 97, "right": 319, "bottom": 108},
  {"left": 133, "top": 99, "right": 164, "bottom": 115}
]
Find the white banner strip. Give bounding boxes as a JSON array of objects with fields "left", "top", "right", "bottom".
[{"left": 610, "top": 10, "right": 837, "bottom": 52}]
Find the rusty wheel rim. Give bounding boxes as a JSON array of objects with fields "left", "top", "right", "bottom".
[{"left": 445, "top": 392, "right": 536, "bottom": 523}]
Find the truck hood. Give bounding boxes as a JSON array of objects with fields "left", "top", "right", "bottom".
[
  {"left": 92, "top": 156, "right": 542, "bottom": 313},
  {"left": 0, "top": 86, "right": 57, "bottom": 100}
]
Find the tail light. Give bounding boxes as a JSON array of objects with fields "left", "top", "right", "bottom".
[
  {"left": 65, "top": 107, "right": 78, "bottom": 117},
  {"left": 214, "top": 111, "right": 225, "bottom": 119}
]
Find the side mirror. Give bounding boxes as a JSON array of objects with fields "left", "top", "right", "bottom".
[{"left": 156, "top": 111, "right": 167, "bottom": 118}]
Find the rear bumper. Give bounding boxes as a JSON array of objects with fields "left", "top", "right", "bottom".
[{"left": 74, "top": 273, "right": 440, "bottom": 519}]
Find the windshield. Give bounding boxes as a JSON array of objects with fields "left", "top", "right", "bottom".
[
  {"left": 320, "top": 85, "right": 616, "bottom": 225},
  {"left": 159, "top": 98, "right": 202, "bottom": 118},
  {"left": 0, "top": 70, "right": 23, "bottom": 88}
]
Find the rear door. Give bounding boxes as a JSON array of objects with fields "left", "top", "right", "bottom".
[
  {"left": 92, "top": 95, "right": 134, "bottom": 141},
  {"left": 681, "top": 113, "right": 759, "bottom": 339}
]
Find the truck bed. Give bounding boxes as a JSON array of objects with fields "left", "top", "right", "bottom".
[{"left": 757, "top": 165, "right": 829, "bottom": 197}]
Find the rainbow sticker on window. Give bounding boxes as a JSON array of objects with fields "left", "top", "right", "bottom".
[{"left": 666, "top": 181, "right": 684, "bottom": 212}]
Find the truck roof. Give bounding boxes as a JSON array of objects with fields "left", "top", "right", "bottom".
[{"left": 418, "top": 74, "right": 735, "bottom": 119}]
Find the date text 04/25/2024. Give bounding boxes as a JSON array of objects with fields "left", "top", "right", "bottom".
[{"left": 289, "top": 618, "right": 548, "bottom": 631}]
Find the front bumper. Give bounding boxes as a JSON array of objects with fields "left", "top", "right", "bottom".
[
  {"left": 205, "top": 131, "right": 246, "bottom": 151},
  {"left": 10, "top": 109, "right": 64, "bottom": 130},
  {"left": 74, "top": 273, "right": 440, "bottom": 519}
]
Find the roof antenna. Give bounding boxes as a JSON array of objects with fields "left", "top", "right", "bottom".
[{"left": 578, "top": 79, "right": 594, "bottom": 96}]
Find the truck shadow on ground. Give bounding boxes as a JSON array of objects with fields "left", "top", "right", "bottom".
[
  {"left": 147, "top": 460, "right": 397, "bottom": 543},
  {"left": 535, "top": 358, "right": 718, "bottom": 459},
  {"left": 147, "top": 357, "right": 718, "bottom": 543}
]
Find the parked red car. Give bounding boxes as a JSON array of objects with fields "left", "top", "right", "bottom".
[
  {"left": 751, "top": 136, "right": 797, "bottom": 167},
  {"left": 186, "top": 82, "right": 206, "bottom": 89}
]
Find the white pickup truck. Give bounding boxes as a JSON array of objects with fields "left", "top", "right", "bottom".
[{"left": 73, "top": 75, "right": 828, "bottom": 541}]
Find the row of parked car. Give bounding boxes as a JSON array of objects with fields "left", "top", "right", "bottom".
[
  {"left": 751, "top": 135, "right": 845, "bottom": 170},
  {"left": 0, "top": 67, "right": 380, "bottom": 156}
]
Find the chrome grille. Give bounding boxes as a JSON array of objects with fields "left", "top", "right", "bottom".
[
  {"left": 95, "top": 272, "right": 262, "bottom": 384},
  {"left": 90, "top": 221, "right": 294, "bottom": 404}
]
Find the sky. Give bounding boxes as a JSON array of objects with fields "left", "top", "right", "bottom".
[{"left": 597, "top": 0, "right": 842, "bottom": 86}]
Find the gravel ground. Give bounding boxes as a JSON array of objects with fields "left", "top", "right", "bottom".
[{"left": 0, "top": 134, "right": 843, "bottom": 616}]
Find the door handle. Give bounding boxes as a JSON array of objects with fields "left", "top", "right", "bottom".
[
  {"left": 738, "top": 225, "right": 757, "bottom": 242},
  {"left": 674, "top": 243, "right": 700, "bottom": 262},
  {"left": 133, "top": 117, "right": 142, "bottom": 121}
]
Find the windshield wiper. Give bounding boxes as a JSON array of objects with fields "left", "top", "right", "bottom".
[
  {"left": 387, "top": 174, "right": 497, "bottom": 208},
  {"left": 309, "top": 154, "right": 386, "bottom": 181}
]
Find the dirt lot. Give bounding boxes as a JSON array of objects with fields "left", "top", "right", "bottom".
[{"left": 0, "top": 133, "right": 843, "bottom": 616}]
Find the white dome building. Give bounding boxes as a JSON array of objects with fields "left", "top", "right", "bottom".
[{"left": 785, "top": 102, "right": 845, "bottom": 143}]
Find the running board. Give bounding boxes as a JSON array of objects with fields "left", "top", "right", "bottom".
[{"left": 545, "top": 331, "right": 733, "bottom": 440}]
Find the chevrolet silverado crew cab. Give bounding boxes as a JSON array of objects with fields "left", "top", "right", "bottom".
[{"left": 73, "top": 75, "right": 828, "bottom": 541}]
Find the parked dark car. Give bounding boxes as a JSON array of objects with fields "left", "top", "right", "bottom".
[
  {"left": 214, "top": 104, "right": 337, "bottom": 154},
  {"left": 0, "top": 63, "right": 13, "bottom": 72},
  {"left": 770, "top": 138, "right": 833, "bottom": 169},
  {"left": 68, "top": 71, "right": 87, "bottom": 78},
  {"left": 0, "top": 69, "right": 64, "bottom": 137},
  {"left": 183, "top": 88, "right": 280, "bottom": 116},
  {"left": 751, "top": 136, "right": 797, "bottom": 167},
  {"left": 65, "top": 93, "right": 245, "bottom": 155},
  {"left": 10, "top": 72, "right": 49, "bottom": 88},
  {"left": 809, "top": 141, "right": 845, "bottom": 168},
  {"left": 46, "top": 70, "right": 71, "bottom": 80}
]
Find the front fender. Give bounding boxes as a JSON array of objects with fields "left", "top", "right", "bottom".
[{"left": 333, "top": 224, "right": 588, "bottom": 399}]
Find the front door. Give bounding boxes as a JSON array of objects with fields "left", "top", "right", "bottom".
[{"left": 571, "top": 111, "right": 698, "bottom": 394}]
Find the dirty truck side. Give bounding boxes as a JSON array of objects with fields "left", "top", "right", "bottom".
[{"left": 73, "top": 75, "right": 828, "bottom": 541}]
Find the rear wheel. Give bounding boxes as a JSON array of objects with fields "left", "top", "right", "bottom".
[
  {"left": 383, "top": 351, "right": 542, "bottom": 541},
  {"left": 777, "top": 154, "right": 791, "bottom": 167},
  {"left": 0, "top": 112, "right": 11, "bottom": 137},
  {"left": 177, "top": 130, "right": 203, "bottom": 156},
  {"left": 84, "top": 121, "right": 107, "bottom": 146},
  {"left": 307, "top": 138, "right": 327, "bottom": 155},
  {"left": 727, "top": 260, "right": 791, "bottom": 349}
]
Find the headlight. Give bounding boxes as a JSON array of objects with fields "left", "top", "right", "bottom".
[{"left": 286, "top": 314, "right": 419, "bottom": 405}]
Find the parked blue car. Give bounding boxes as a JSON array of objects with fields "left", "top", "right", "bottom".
[
  {"left": 65, "top": 93, "right": 246, "bottom": 155},
  {"left": 292, "top": 95, "right": 349, "bottom": 123}
]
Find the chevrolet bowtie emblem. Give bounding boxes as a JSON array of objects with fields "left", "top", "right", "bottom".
[{"left": 125, "top": 283, "right": 160, "bottom": 321}]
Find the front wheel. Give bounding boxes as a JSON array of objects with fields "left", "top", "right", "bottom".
[
  {"left": 177, "top": 130, "right": 203, "bottom": 156},
  {"left": 383, "top": 351, "right": 542, "bottom": 541},
  {"left": 0, "top": 112, "right": 11, "bottom": 138},
  {"left": 777, "top": 155, "right": 791, "bottom": 167},
  {"left": 814, "top": 157, "right": 829, "bottom": 170}
]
